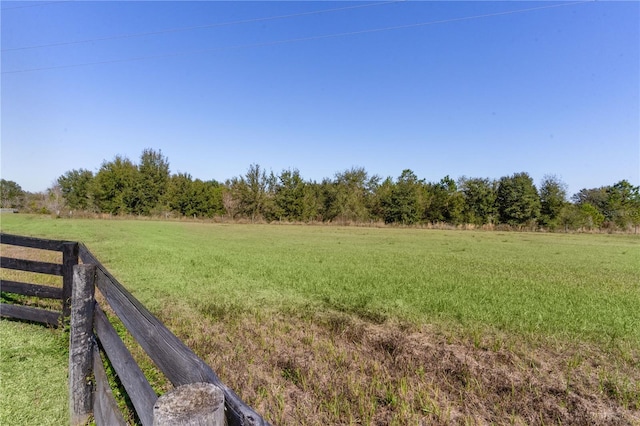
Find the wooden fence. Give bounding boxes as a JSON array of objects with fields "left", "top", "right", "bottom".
[{"left": 0, "top": 233, "right": 269, "bottom": 426}]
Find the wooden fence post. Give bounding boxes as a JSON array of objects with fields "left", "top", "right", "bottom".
[
  {"left": 153, "top": 382, "right": 225, "bottom": 426},
  {"left": 69, "top": 264, "right": 96, "bottom": 426},
  {"left": 62, "top": 242, "right": 79, "bottom": 321}
]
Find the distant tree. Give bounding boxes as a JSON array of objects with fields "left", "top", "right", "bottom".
[
  {"left": 573, "top": 181, "right": 640, "bottom": 230},
  {"left": 424, "top": 175, "right": 464, "bottom": 225},
  {"left": 370, "top": 176, "right": 394, "bottom": 223},
  {"left": 301, "top": 181, "right": 324, "bottom": 222},
  {"left": 572, "top": 186, "right": 609, "bottom": 219},
  {"left": 577, "top": 202, "right": 605, "bottom": 230},
  {"left": 383, "top": 170, "right": 423, "bottom": 225},
  {"left": 222, "top": 185, "right": 239, "bottom": 219},
  {"left": 166, "top": 173, "right": 224, "bottom": 218},
  {"left": 325, "top": 167, "right": 378, "bottom": 223},
  {"left": 424, "top": 181, "right": 446, "bottom": 224},
  {"left": 91, "top": 155, "right": 139, "bottom": 214},
  {"left": 557, "top": 204, "right": 580, "bottom": 232},
  {"left": 539, "top": 175, "right": 568, "bottom": 229},
  {"left": 631, "top": 205, "right": 640, "bottom": 233},
  {"left": 458, "top": 176, "right": 497, "bottom": 225},
  {"left": 135, "top": 148, "right": 170, "bottom": 215},
  {"left": 606, "top": 180, "right": 640, "bottom": 229},
  {"left": 57, "top": 169, "right": 94, "bottom": 211},
  {"left": 229, "top": 164, "right": 275, "bottom": 221},
  {"left": 556, "top": 202, "right": 604, "bottom": 232},
  {"left": 166, "top": 173, "right": 194, "bottom": 216},
  {"left": 190, "top": 179, "right": 225, "bottom": 218},
  {"left": 496, "top": 172, "right": 541, "bottom": 226},
  {"left": 273, "top": 169, "right": 307, "bottom": 221},
  {"left": 21, "top": 191, "right": 50, "bottom": 214},
  {"left": 47, "top": 184, "right": 64, "bottom": 216},
  {"left": 317, "top": 178, "right": 337, "bottom": 222},
  {"left": 447, "top": 192, "right": 465, "bottom": 225},
  {"left": 0, "top": 179, "right": 24, "bottom": 209}
]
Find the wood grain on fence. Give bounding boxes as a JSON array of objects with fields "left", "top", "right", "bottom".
[
  {"left": 94, "top": 305, "right": 157, "bottom": 426},
  {"left": 0, "top": 233, "right": 68, "bottom": 251},
  {"left": 62, "top": 242, "right": 79, "bottom": 319},
  {"left": 92, "top": 345, "right": 128, "bottom": 426},
  {"left": 0, "top": 302, "right": 61, "bottom": 326},
  {"left": 0, "top": 280, "right": 64, "bottom": 299},
  {"left": 0, "top": 257, "right": 64, "bottom": 276},
  {"left": 69, "top": 264, "right": 96, "bottom": 426}
]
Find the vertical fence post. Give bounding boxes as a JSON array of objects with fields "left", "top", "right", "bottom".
[
  {"left": 69, "top": 264, "right": 96, "bottom": 426},
  {"left": 62, "top": 242, "right": 79, "bottom": 321}
]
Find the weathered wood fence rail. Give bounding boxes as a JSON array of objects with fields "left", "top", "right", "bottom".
[{"left": 0, "top": 233, "right": 269, "bottom": 426}]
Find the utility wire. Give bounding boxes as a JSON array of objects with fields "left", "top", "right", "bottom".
[
  {"left": 2, "top": 0, "right": 593, "bottom": 75},
  {"left": 2, "top": 0, "right": 401, "bottom": 52},
  {"left": 1, "top": 1, "right": 74, "bottom": 11}
]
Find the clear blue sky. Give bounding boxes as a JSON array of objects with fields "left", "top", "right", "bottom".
[{"left": 2, "top": 0, "right": 638, "bottom": 197}]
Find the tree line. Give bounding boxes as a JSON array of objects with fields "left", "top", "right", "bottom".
[{"left": 1, "top": 148, "right": 639, "bottom": 231}]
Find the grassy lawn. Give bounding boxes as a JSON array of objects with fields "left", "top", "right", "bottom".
[
  {"left": 0, "top": 320, "right": 69, "bottom": 425},
  {"left": 1, "top": 214, "right": 639, "bottom": 424}
]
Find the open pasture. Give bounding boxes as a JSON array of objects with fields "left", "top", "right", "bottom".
[
  {"left": 1, "top": 215, "right": 639, "bottom": 424},
  {"left": 2, "top": 215, "right": 638, "bottom": 343}
]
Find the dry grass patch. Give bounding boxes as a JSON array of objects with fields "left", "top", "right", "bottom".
[{"left": 157, "top": 305, "right": 639, "bottom": 425}]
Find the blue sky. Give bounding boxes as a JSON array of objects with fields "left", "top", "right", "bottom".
[{"left": 2, "top": 0, "right": 638, "bottom": 197}]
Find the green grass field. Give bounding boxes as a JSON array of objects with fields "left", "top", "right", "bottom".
[
  {"left": 1, "top": 215, "right": 639, "bottom": 424},
  {"left": 0, "top": 320, "right": 69, "bottom": 425},
  {"left": 3, "top": 214, "right": 638, "bottom": 343}
]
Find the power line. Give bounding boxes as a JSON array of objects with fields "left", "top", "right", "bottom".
[
  {"left": 2, "top": 0, "right": 594, "bottom": 75},
  {"left": 1, "top": 0, "right": 401, "bottom": 52},
  {"left": 1, "top": 1, "right": 75, "bottom": 11},
  {"left": 250, "top": 0, "right": 594, "bottom": 46}
]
